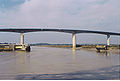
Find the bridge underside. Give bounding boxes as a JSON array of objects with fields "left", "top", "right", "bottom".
[{"left": 0, "top": 28, "right": 120, "bottom": 51}]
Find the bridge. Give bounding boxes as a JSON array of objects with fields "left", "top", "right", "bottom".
[{"left": 0, "top": 28, "right": 120, "bottom": 51}]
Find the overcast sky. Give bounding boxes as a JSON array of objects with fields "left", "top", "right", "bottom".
[{"left": 0, "top": 0, "right": 119, "bottom": 44}]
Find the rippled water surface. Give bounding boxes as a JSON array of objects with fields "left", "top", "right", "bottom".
[{"left": 0, "top": 46, "right": 119, "bottom": 80}]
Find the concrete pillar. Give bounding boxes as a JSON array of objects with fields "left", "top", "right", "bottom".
[
  {"left": 21, "top": 33, "right": 24, "bottom": 45},
  {"left": 72, "top": 33, "right": 76, "bottom": 51},
  {"left": 107, "top": 35, "right": 110, "bottom": 46}
]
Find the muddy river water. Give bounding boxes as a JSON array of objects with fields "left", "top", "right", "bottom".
[{"left": 0, "top": 46, "right": 119, "bottom": 80}]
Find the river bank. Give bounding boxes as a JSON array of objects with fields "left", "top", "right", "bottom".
[{"left": 33, "top": 44, "right": 120, "bottom": 49}]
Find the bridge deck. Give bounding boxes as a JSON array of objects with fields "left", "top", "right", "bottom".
[{"left": 0, "top": 28, "right": 120, "bottom": 36}]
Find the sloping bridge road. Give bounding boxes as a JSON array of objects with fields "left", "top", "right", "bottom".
[{"left": 0, "top": 28, "right": 120, "bottom": 51}]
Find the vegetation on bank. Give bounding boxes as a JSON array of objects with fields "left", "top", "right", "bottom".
[
  {"left": 30, "top": 43, "right": 120, "bottom": 49},
  {"left": 0, "top": 43, "right": 119, "bottom": 49}
]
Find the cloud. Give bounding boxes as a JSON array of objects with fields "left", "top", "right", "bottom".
[
  {"left": 0, "top": 0, "right": 119, "bottom": 44},
  {"left": 0, "top": 0, "right": 120, "bottom": 32}
]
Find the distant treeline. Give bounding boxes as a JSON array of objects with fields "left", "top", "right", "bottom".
[
  {"left": 0, "top": 43, "right": 16, "bottom": 44},
  {"left": 30, "top": 43, "right": 72, "bottom": 46},
  {"left": 30, "top": 43, "right": 120, "bottom": 46},
  {"left": 0, "top": 42, "right": 119, "bottom": 47}
]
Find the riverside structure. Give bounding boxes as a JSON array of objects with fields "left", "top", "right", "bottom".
[{"left": 0, "top": 28, "right": 120, "bottom": 51}]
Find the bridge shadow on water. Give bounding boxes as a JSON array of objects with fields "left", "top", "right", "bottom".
[{"left": 16, "top": 65, "right": 120, "bottom": 80}]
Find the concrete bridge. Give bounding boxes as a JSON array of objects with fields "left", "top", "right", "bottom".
[{"left": 0, "top": 28, "right": 120, "bottom": 51}]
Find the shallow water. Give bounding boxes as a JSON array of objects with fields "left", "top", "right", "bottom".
[{"left": 0, "top": 46, "right": 119, "bottom": 80}]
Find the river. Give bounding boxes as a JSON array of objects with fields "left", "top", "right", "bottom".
[{"left": 0, "top": 46, "right": 119, "bottom": 80}]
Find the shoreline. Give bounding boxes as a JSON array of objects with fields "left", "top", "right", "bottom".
[
  {"left": 0, "top": 44, "right": 119, "bottom": 52},
  {"left": 31, "top": 44, "right": 120, "bottom": 49}
]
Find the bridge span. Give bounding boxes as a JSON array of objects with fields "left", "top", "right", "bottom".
[{"left": 0, "top": 28, "right": 120, "bottom": 51}]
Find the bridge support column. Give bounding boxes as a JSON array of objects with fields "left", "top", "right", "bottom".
[
  {"left": 72, "top": 33, "right": 76, "bottom": 51},
  {"left": 21, "top": 33, "right": 24, "bottom": 45},
  {"left": 107, "top": 35, "right": 110, "bottom": 46}
]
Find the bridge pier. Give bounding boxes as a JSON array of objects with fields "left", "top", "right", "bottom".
[
  {"left": 72, "top": 33, "right": 76, "bottom": 51},
  {"left": 20, "top": 33, "right": 31, "bottom": 52},
  {"left": 21, "top": 33, "right": 24, "bottom": 45},
  {"left": 107, "top": 35, "right": 110, "bottom": 46}
]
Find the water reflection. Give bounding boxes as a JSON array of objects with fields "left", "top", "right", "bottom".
[
  {"left": 72, "top": 51, "right": 77, "bottom": 60},
  {"left": 72, "top": 50, "right": 76, "bottom": 54},
  {"left": 96, "top": 49, "right": 120, "bottom": 57},
  {"left": 15, "top": 51, "right": 31, "bottom": 74},
  {"left": 97, "top": 51, "right": 111, "bottom": 57},
  {"left": 0, "top": 51, "right": 31, "bottom": 75}
]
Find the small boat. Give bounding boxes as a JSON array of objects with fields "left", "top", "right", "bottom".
[{"left": 96, "top": 45, "right": 108, "bottom": 52}]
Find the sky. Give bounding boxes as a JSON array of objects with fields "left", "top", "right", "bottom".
[{"left": 0, "top": 0, "right": 119, "bottom": 44}]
